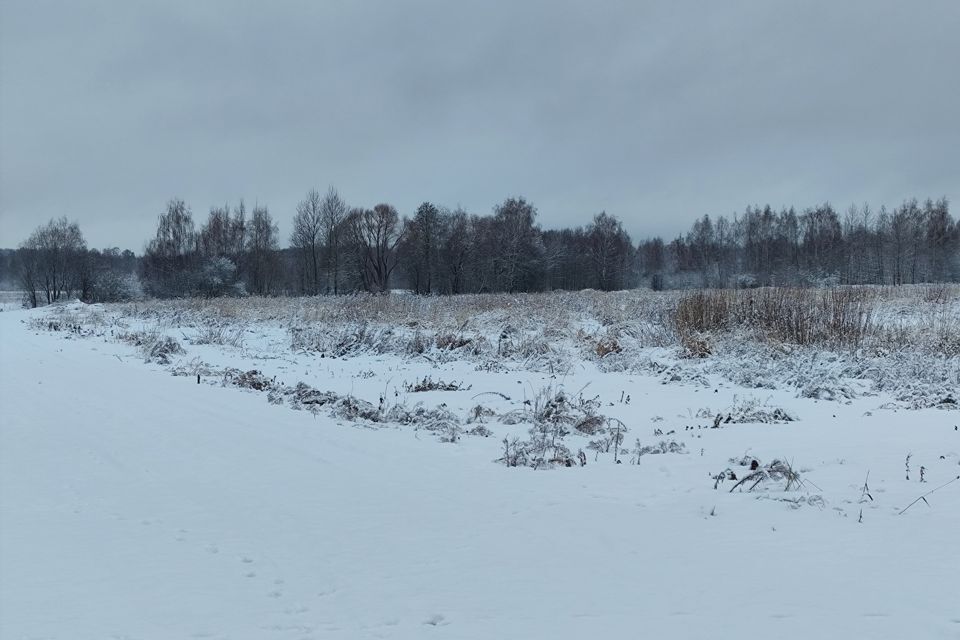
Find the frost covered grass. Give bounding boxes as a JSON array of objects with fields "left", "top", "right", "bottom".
[
  {"left": 24, "top": 286, "right": 960, "bottom": 455},
  {"left": 92, "top": 285, "right": 960, "bottom": 409},
  {"left": 0, "top": 290, "right": 25, "bottom": 311},
  {"left": 3, "top": 288, "right": 960, "bottom": 638},
  {"left": 109, "top": 283, "right": 959, "bottom": 353}
]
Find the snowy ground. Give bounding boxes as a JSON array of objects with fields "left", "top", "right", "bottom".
[
  {"left": 0, "top": 291, "right": 24, "bottom": 312},
  {"left": 1, "top": 292, "right": 958, "bottom": 639}
]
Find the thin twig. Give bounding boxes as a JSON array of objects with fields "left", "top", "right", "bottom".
[
  {"left": 472, "top": 391, "right": 511, "bottom": 401},
  {"left": 859, "top": 470, "right": 873, "bottom": 503},
  {"left": 898, "top": 475, "right": 960, "bottom": 515}
]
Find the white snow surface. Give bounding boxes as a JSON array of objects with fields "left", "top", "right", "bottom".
[{"left": 1, "top": 300, "right": 959, "bottom": 639}]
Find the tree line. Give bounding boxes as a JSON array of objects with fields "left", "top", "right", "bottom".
[
  {"left": 6, "top": 217, "right": 138, "bottom": 307},
  {"left": 137, "top": 191, "right": 639, "bottom": 297},
  {"left": 647, "top": 198, "right": 958, "bottom": 288},
  {"left": 6, "top": 191, "right": 958, "bottom": 305}
]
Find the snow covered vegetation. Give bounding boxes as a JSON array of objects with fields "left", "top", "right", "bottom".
[{"left": 2, "top": 285, "right": 959, "bottom": 639}]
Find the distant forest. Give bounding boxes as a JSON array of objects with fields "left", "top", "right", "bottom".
[{"left": 3, "top": 191, "right": 958, "bottom": 305}]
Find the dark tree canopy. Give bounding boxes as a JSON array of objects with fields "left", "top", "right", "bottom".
[{"left": 12, "top": 191, "right": 958, "bottom": 304}]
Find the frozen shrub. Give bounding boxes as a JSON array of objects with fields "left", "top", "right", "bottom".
[
  {"left": 498, "top": 437, "right": 530, "bottom": 467},
  {"left": 403, "top": 376, "right": 471, "bottom": 392},
  {"left": 497, "top": 326, "right": 554, "bottom": 360},
  {"left": 191, "top": 323, "right": 246, "bottom": 347},
  {"left": 223, "top": 368, "right": 276, "bottom": 392},
  {"left": 674, "top": 291, "right": 731, "bottom": 336},
  {"left": 524, "top": 420, "right": 576, "bottom": 468},
  {"left": 385, "top": 403, "right": 458, "bottom": 432},
  {"left": 728, "top": 453, "right": 761, "bottom": 468},
  {"left": 531, "top": 387, "right": 602, "bottom": 428},
  {"left": 465, "top": 424, "right": 493, "bottom": 437},
  {"left": 119, "top": 331, "right": 185, "bottom": 364},
  {"left": 574, "top": 415, "right": 606, "bottom": 435},
  {"left": 290, "top": 323, "right": 396, "bottom": 357},
  {"left": 714, "top": 396, "right": 795, "bottom": 424},
  {"left": 145, "top": 336, "right": 184, "bottom": 364},
  {"left": 466, "top": 405, "right": 496, "bottom": 424},
  {"left": 673, "top": 287, "right": 877, "bottom": 349},
  {"left": 659, "top": 365, "right": 710, "bottom": 387},
  {"left": 196, "top": 257, "right": 245, "bottom": 298},
  {"left": 333, "top": 396, "right": 381, "bottom": 422},
  {"left": 680, "top": 333, "right": 712, "bottom": 358},
  {"left": 634, "top": 440, "right": 687, "bottom": 458},
  {"left": 90, "top": 270, "right": 143, "bottom": 303},
  {"left": 437, "top": 424, "right": 464, "bottom": 443},
  {"left": 577, "top": 329, "right": 622, "bottom": 359},
  {"left": 406, "top": 331, "right": 429, "bottom": 355},
  {"left": 728, "top": 459, "right": 804, "bottom": 492},
  {"left": 799, "top": 381, "right": 856, "bottom": 402},
  {"left": 587, "top": 420, "right": 628, "bottom": 463},
  {"left": 890, "top": 384, "right": 960, "bottom": 410},
  {"left": 170, "top": 358, "right": 220, "bottom": 379},
  {"left": 435, "top": 333, "right": 473, "bottom": 350},
  {"left": 286, "top": 382, "right": 338, "bottom": 409},
  {"left": 497, "top": 386, "right": 609, "bottom": 468}
]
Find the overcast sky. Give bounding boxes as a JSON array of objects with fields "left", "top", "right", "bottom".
[{"left": 1, "top": 0, "right": 958, "bottom": 250}]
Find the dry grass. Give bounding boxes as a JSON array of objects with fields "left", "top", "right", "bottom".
[
  {"left": 729, "top": 459, "right": 804, "bottom": 492},
  {"left": 673, "top": 287, "right": 877, "bottom": 349},
  {"left": 109, "top": 284, "right": 958, "bottom": 359}
]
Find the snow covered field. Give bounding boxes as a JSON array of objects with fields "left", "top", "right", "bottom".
[
  {"left": 1, "top": 289, "right": 958, "bottom": 639},
  {"left": 0, "top": 292, "right": 24, "bottom": 313}
]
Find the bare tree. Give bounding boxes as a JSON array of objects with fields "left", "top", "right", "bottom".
[
  {"left": 140, "top": 199, "right": 199, "bottom": 297},
  {"left": 925, "top": 197, "right": 953, "bottom": 282},
  {"left": 17, "top": 217, "right": 88, "bottom": 305},
  {"left": 198, "top": 202, "right": 246, "bottom": 258},
  {"left": 247, "top": 205, "right": 280, "bottom": 295},
  {"left": 320, "top": 187, "right": 348, "bottom": 294},
  {"left": 588, "top": 212, "right": 633, "bottom": 291},
  {"left": 291, "top": 189, "right": 324, "bottom": 294},
  {"left": 401, "top": 202, "right": 444, "bottom": 294},
  {"left": 438, "top": 208, "right": 472, "bottom": 294},
  {"left": 194, "top": 202, "right": 247, "bottom": 295},
  {"left": 491, "top": 197, "right": 544, "bottom": 292},
  {"left": 348, "top": 204, "right": 406, "bottom": 293},
  {"left": 16, "top": 246, "right": 41, "bottom": 308}
]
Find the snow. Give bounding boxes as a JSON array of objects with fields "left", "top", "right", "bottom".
[
  {"left": 1, "top": 299, "right": 958, "bottom": 639},
  {"left": 0, "top": 291, "right": 23, "bottom": 312}
]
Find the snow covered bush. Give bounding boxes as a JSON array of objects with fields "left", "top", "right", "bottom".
[
  {"left": 89, "top": 270, "right": 143, "bottom": 303},
  {"left": 118, "top": 330, "right": 185, "bottom": 364},
  {"left": 190, "top": 323, "right": 246, "bottom": 348},
  {"left": 713, "top": 396, "right": 796, "bottom": 425},
  {"left": 632, "top": 440, "right": 687, "bottom": 459},
  {"left": 223, "top": 369, "right": 276, "bottom": 392},
  {"left": 728, "top": 459, "right": 804, "bottom": 493},
  {"left": 403, "top": 376, "right": 471, "bottom": 392},
  {"left": 673, "top": 287, "right": 877, "bottom": 349},
  {"left": 196, "top": 257, "right": 245, "bottom": 298}
]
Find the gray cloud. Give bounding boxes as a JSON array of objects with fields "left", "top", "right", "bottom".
[{"left": 2, "top": 0, "right": 958, "bottom": 249}]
